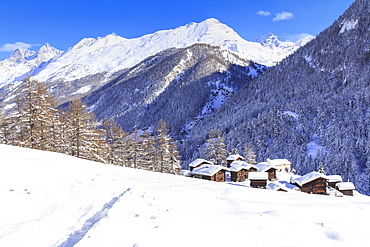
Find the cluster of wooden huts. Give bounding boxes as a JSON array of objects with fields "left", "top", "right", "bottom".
[{"left": 184, "top": 154, "right": 356, "bottom": 196}]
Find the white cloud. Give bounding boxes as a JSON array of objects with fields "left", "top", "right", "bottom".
[
  {"left": 257, "top": 10, "right": 271, "bottom": 17},
  {"left": 273, "top": 11, "right": 294, "bottom": 22},
  {"left": 0, "top": 42, "right": 34, "bottom": 52}
]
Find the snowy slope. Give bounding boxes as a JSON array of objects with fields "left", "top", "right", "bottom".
[
  {"left": 31, "top": 19, "right": 300, "bottom": 85},
  {"left": 1, "top": 144, "right": 370, "bottom": 247}
]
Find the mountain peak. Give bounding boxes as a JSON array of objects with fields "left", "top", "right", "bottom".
[
  {"left": 35, "top": 43, "right": 63, "bottom": 62},
  {"left": 7, "top": 47, "right": 35, "bottom": 63},
  {"left": 202, "top": 18, "right": 222, "bottom": 25},
  {"left": 254, "top": 33, "right": 284, "bottom": 47},
  {"left": 295, "top": 35, "right": 315, "bottom": 46}
]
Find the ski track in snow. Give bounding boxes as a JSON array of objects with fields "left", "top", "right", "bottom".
[{"left": 57, "top": 188, "right": 131, "bottom": 247}]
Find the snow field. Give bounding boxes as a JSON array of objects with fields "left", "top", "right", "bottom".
[{"left": 1, "top": 144, "right": 370, "bottom": 247}]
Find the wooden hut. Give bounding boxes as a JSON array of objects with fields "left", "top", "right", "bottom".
[
  {"left": 256, "top": 162, "right": 277, "bottom": 180},
  {"left": 327, "top": 175, "right": 343, "bottom": 188},
  {"left": 266, "top": 158, "right": 292, "bottom": 173},
  {"left": 191, "top": 164, "right": 228, "bottom": 182},
  {"left": 189, "top": 158, "right": 213, "bottom": 171},
  {"left": 291, "top": 172, "right": 328, "bottom": 194},
  {"left": 226, "top": 154, "right": 244, "bottom": 168},
  {"left": 336, "top": 182, "right": 355, "bottom": 196},
  {"left": 248, "top": 172, "right": 268, "bottom": 188},
  {"left": 229, "top": 161, "right": 257, "bottom": 182}
]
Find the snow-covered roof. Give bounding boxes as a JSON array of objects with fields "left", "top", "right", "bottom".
[
  {"left": 256, "top": 162, "right": 277, "bottom": 172},
  {"left": 267, "top": 181, "right": 299, "bottom": 191},
  {"left": 267, "top": 182, "right": 288, "bottom": 191},
  {"left": 180, "top": 170, "right": 192, "bottom": 176},
  {"left": 248, "top": 172, "right": 268, "bottom": 180},
  {"left": 191, "top": 164, "right": 228, "bottom": 176},
  {"left": 336, "top": 182, "right": 355, "bottom": 190},
  {"left": 189, "top": 158, "right": 213, "bottom": 168},
  {"left": 267, "top": 158, "right": 291, "bottom": 166},
  {"left": 291, "top": 172, "right": 328, "bottom": 187},
  {"left": 327, "top": 175, "right": 343, "bottom": 183},
  {"left": 226, "top": 154, "right": 244, "bottom": 161},
  {"left": 229, "top": 160, "right": 258, "bottom": 172}
]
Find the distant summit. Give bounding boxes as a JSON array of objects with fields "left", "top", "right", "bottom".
[
  {"left": 0, "top": 44, "right": 62, "bottom": 87},
  {"left": 1, "top": 18, "right": 305, "bottom": 92}
]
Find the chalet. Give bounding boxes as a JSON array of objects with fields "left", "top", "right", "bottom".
[
  {"left": 191, "top": 164, "right": 228, "bottom": 182},
  {"left": 266, "top": 158, "right": 292, "bottom": 173},
  {"left": 256, "top": 162, "right": 278, "bottom": 180},
  {"left": 291, "top": 172, "right": 328, "bottom": 194},
  {"left": 248, "top": 172, "right": 268, "bottom": 188},
  {"left": 336, "top": 182, "right": 355, "bottom": 196},
  {"left": 226, "top": 154, "right": 244, "bottom": 167},
  {"left": 229, "top": 161, "right": 258, "bottom": 182},
  {"left": 189, "top": 158, "right": 213, "bottom": 171},
  {"left": 327, "top": 175, "right": 343, "bottom": 188}
]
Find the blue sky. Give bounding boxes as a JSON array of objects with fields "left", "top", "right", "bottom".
[{"left": 0, "top": 0, "right": 354, "bottom": 60}]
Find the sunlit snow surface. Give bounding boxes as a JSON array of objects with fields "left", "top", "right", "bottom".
[{"left": 1, "top": 144, "right": 370, "bottom": 247}]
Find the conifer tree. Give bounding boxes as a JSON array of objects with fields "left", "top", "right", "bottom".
[
  {"left": 10, "top": 77, "right": 59, "bottom": 150},
  {"left": 100, "top": 118, "right": 126, "bottom": 165},
  {"left": 202, "top": 129, "right": 228, "bottom": 166},
  {"left": 155, "top": 119, "right": 181, "bottom": 173},
  {"left": 34, "top": 82, "right": 59, "bottom": 151},
  {"left": 318, "top": 162, "right": 326, "bottom": 174},
  {"left": 12, "top": 77, "right": 39, "bottom": 148},
  {"left": 167, "top": 140, "right": 182, "bottom": 174},
  {"left": 63, "top": 98, "right": 106, "bottom": 162},
  {"left": 0, "top": 110, "right": 12, "bottom": 144},
  {"left": 125, "top": 129, "right": 141, "bottom": 168},
  {"left": 244, "top": 144, "right": 257, "bottom": 164},
  {"left": 140, "top": 130, "right": 157, "bottom": 171}
]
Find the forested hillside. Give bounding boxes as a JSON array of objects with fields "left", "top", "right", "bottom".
[
  {"left": 184, "top": 0, "right": 370, "bottom": 194},
  {"left": 82, "top": 43, "right": 266, "bottom": 137}
]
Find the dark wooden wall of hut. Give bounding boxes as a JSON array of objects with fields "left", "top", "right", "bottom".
[
  {"left": 301, "top": 178, "right": 327, "bottom": 194},
  {"left": 250, "top": 180, "right": 267, "bottom": 188}
]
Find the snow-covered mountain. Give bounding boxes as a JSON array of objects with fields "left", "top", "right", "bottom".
[
  {"left": 1, "top": 144, "right": 369, "bottom": 247},
  {"left": 0, "top": 18, "right": 304, "bottom": 100},
  {"left": 255, "top": 33, "right": 315, "bottom": 50},
  {"left": 0, "top": 43, "right": 62, "bottom": 88},
  {"left": 32, "top": 19, "right": 299, "bottom": 85}
]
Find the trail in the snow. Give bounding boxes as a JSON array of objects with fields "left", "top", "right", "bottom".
[{"left": 57, "top": 188, "right": 131, "bottom": 247}]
